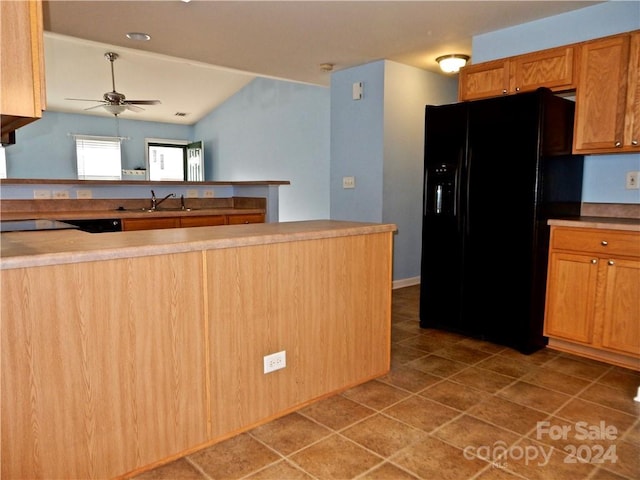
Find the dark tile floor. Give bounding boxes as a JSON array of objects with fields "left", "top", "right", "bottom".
[{"left": 133, "top": 285, "right": 640, "bottom": 480}]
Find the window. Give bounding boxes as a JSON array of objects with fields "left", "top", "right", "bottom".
[
  {"left": 75, "top": 135, "right": 122, "bottom": 180},
  {"left": 146, "top": 138, "right": 204, "bottom": 181}
]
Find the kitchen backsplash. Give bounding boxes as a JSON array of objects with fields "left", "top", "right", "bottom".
[{"left": 581, "top": 203, "right": 640, "bottom": 219}]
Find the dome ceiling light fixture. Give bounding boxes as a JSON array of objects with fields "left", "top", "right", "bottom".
[
  {"left": 436, "top": 54, "right": 470, "bottom": 74},
  {"left": 320, "top": 63, "right": 334, "bottom": 72},
  {"left": 126, "top": 32, "right": 151, "bottom": 41}
]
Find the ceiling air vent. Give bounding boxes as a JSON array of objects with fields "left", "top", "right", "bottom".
[{"left": 174, "top": 112, "right": 189, "bottom": 117}]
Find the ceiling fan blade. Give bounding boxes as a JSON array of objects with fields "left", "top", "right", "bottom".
[
  {"left": 84, "top": 104, "right": 108, "bottom": 111},
  {"left": 68, "top": 53, "right": 161, "bottom": 115},
  {"left": 124, "top": 100, "right": 161, "bottom": 105},
  {"left": 65, "top": 98, "right": 104, "bottom": 102}
]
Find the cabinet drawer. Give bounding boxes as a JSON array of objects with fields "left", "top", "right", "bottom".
[
  {"left": 180, "top": 215, "right": 226, "bottom": 228},
  {"left": 551, "top": 227, "right": 640, "bottom": 257},
  {"left": 227, "top": 213, "right": 265, "bottom": 225},
  {"left": 122, "top": 217, "right": 180, "bottom": 231}
]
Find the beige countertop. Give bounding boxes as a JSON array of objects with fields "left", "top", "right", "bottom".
[
  {"left": 0, "top": 220, "right": 397, "bottom": 270},
  {"left": 548, "top": 217, "right": 640, "bottom": 232}
]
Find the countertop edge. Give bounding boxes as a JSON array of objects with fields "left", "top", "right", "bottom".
[
  {"left": 0, "top": 179, "right": 290, "bottom": 186},
  {"left": 548, "top": 217, "right": 640, "bottom": 232},
  {"left": 1, "top": 220, "right": 398, "bottom": 270},
  {"left": 0, "top": 208, "right": 265, "bottom": 221}
]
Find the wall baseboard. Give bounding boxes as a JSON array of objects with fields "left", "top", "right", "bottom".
[{"left": 393, "top": 276, "right": 420, "bottom": 290}]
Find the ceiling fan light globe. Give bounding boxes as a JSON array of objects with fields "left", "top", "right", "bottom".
[{"left": 103, "top": 104, "right": 126, "bottom": 115}]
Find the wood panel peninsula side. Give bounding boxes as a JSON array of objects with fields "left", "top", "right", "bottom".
[{"left": 1, "top": 220, "right": 396, "bottom": 479}]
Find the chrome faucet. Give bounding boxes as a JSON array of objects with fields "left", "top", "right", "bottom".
[{"left": 150, "top": 189, "right": 175, "bottom": 210}]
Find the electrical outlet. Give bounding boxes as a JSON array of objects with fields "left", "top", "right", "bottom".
[
  {"left": 342, "top": 176, "right": 355, "bottom": 189},
  {"left": 263, "top": 350, "right": 286, "bottom": 374},
  {"left": 203, "top": 189, "right": 215, "bottom": 198},
  {"left": 186, "top": 189, "right": 199, "bottom": 198},
  {"left": 626, "top": 171, "right": 640, "bottom": 190},
  {"left": 52, "top": 190, "right": 70, "bottom": 199},
  {"left": 33, "top": 189, "right": 51, "bottom": 199},
  {"left": 76, "top": 189, "right": 93, "bottom": 199}
]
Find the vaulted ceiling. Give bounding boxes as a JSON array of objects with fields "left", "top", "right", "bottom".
[{"left": 43, "top": 1, "right": 601, "bottom": 124}]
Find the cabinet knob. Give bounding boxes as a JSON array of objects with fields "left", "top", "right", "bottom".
[
  {"left": 515, "top": 87, "right": 520, "bottom": 92},
  {"left": 615, "top": 141, "right": 622, "bottom": 148},
  {"left": 632, "top": 140, "right": 639, "bottom": 146},
  {"left": 502, "top": 89, "right": 507, "bottom": 94},
  {"left": 591, "top": 259, "right": 598, "bottom": 264},
  {"left": 601, "top": 240, "right": 608, "bottom": 246},
  {"left": 608, "top": 260, "right": 615, "bottom": 266}
]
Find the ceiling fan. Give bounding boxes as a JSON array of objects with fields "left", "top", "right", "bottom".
[{"left": 66, "top": 52, "right": 161, "bottom": 116}]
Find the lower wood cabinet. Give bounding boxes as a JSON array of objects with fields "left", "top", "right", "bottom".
[
  {"left": 226, "top": 213, "right": 265, "bottom": 225},
  {"left": 122, "top": 216, "right": 180, "bottom": 231},
  {"left": 544, "top": 226, "right": 640, "bottom": 369},
  {"left": 0, "top": 225, "right": 393, "bottom": 479},
  {"left": 179, "top": 214, "right": 226, "bottom": 228},
  {"left": 122, "top": 213, "right": 263, "bottom": 231},
  {"left": 1, "top": 253, "right": 208, "bottom": 479}
]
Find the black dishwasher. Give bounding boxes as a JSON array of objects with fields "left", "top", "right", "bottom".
[{"left": 62, "top": 218, "right": 122, "bottom": 233}]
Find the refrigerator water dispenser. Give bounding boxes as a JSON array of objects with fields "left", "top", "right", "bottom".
[{"left": 426, "top": 163, "right": 456, "bottom": 215}]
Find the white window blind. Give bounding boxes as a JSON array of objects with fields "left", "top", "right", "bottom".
[{"left": 74, "top": 135, "right": 122, "bottom": 180}]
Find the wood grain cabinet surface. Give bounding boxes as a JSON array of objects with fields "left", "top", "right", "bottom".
[
  {"left": 0, "top": 0, "right": 45, "bottom": 144},
  {"left": 1, "top": 253, "right": 208, "bottom": 479},
  {"left": 544, "top": 226, "right": 640, "bottom": 369},
  {"left": 573, "top": 31, "right": 640, "bottom": 154},
  {"left": 458, "top": 45, "right": 576, "bottom": 101},
  {"left": 122, "top": 213, "right": 263, "bottom": 231},
  {"left": 0, "top": 223, "right": 393, "bottom": 479}
]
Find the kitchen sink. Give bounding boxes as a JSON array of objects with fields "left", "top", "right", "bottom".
[{"left": 115, "top": 207, "right": 205, "bottom": 213}]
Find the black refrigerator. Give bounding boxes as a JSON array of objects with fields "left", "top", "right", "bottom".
[{"left": 419, "top": 88, "right": 584, "bottom": 354}]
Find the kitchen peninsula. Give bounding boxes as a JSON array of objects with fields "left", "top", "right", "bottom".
[
  {"left": 0, "top": 178, "right": 289, "bottom": 224},
  {"left": 1, "top": 220, "right": 396, "bottom": 479}
]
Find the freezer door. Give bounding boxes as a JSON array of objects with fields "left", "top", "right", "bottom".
[{"left": 420, "top": 103, "right": 472, "bottom": 333}]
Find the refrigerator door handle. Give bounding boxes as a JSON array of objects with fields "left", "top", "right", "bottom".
[
  {"left": 456, "top": 147, "right": 463, "bottom": 230},
  {"left": 465, "top": 148, "right": 472, "bottom": 235}
]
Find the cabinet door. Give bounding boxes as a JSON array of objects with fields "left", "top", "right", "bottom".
[
  {"left": 458, "top": 59, "right": 510, "bottom": 101},
  {"left": 180, "top": 215, "right": 226, "bottom": 228},
  {"left": 510, "top": 46, "right": 576, "bottom": 93},
  {"left": 623, "top": 32, "right": 640, "bottom": 149},
  {"left": 0, "top": 0, "right": 45, "bottom": 141},
  {"left": 573, "top": 34, "right": 631, "bottom": 153},
  {"left": 544, "top": 252, "right": 599, "bottom": 344},
  {"left": 122, "top": 217, "right": 180, "bottom": 231},
  {"left": 600, "top": 257, "right": 640, "bottom": 356},
  {"left": 226, "top": 213, "right": 265, "bottom": 225},
  {"left": 1, "top": 254, "right": 208, "bottom": 479}
]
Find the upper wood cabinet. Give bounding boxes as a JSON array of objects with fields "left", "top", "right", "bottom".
[
  {"left": 0, "top": 0, "right": 46, "bottom": 144},
  {"left": 458, "top": 59, "right": 510, "bottom": 101},
  {"left": 459, "top": 45, "right": 577, "bottom": 101},
  {"left": 573, "top": 31, "right": 640, "bottom": 154}
]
